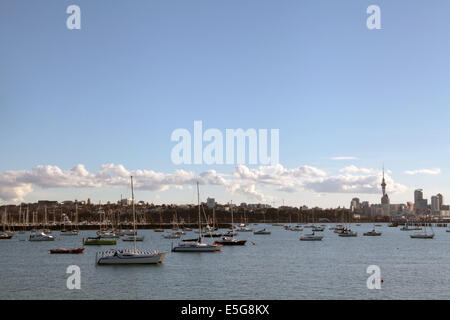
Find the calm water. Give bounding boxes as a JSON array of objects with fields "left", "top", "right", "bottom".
[{"left": 1, "top": 223, "right": 449, "bottom": 300}]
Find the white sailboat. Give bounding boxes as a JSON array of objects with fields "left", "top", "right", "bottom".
[
  {"left": 96, "top": 176, "right": 165, "bottom": 265},
  {"left": 172, "top": 182, "right": 221, "bottom": 252},
  {"left": 411, "top": 218, "right": 434, "bottom": 239}
]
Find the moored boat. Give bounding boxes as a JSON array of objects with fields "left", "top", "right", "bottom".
[
  {"left": 50, "top": 248, "right": 85, "bottom": 254},
  {"left": 83, "top": 237, "right": 117, "bottom": 245},
  {"left": 213, "top": 236, "right": 246, "bottom": 246},
  {"left": 254, "top": 228, "right": 271, "bottom": 235}
]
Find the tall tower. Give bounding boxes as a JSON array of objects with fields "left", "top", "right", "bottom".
[
  {"left": 381, "top": 166, "right": 390, "bottom": 205},
  {"left": 381, "top": 166, "right": 387, "bottom": 197}
]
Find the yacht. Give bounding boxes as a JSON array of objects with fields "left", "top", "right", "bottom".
[
  {"left": 29, "top": 231, "right": 55, "bottom": 241},
  {"left": 214, "top": 236, "right": 246, "bottom": 246},
  {"left": 96, "top": 176, "right": 165, "bottom": 265},
  {"left": 171, "top": 182, "right": 221, "bottom": 253},
  {"left": 410, "top": 220, "right": 434, "bottom": 239}
]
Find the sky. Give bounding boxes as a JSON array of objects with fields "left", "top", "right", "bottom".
[{"left": 1, "top": 0, "right": 449, "bottom": 207}]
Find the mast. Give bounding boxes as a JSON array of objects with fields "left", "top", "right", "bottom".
[
  {"left": 131, "top": 176, "right": 137, "bottom": 253},
  {"left": 230, "top": 201, "right": 234, "bottom": 239},
  {"left": 197, "top": 181, "right": 202, "bottom": 241}
]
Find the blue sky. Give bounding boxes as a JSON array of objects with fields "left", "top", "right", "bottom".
[{"left": 1, "top": 0, "right": 449, "bottom": 207}]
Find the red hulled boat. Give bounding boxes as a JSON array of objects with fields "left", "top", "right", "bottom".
[{"left": 49, "top": 248, "right": 85, "bottom": 254}]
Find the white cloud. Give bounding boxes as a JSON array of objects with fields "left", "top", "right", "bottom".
[
  {"left": 0, "top": 163, "right": 407, "bottom": 203},
  {"left": 339, "top": 165, "right": 374, "bottom": 174},
  {"left": 331, "top": 156, "right": 359, "bottom": 161},
  {"left": 404, "top": 168, "right": 441, "bottom": 176}
]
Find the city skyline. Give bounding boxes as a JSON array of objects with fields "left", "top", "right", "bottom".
[{"left": 1, "top": 1, "right": 449, "bottom": 207}]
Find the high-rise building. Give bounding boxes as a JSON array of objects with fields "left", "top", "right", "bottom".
[
  {"left": 437, "top": 193, "right": 444, "bottom": 208},
  {"left": 414, "top": 189, "right": 428, "bottom": 213},
  {"left": 350, "top": 198, "right": 360, "bottom": 212},
  {"left": 431, "top": 195, "right": 441, "bottom": 214}
]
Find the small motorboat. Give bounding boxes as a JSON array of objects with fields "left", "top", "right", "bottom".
[
  {"left": 312, "top": 226, "right": 325, "bottom": 232},
  {"left": 363, "top": 229, "right": 382, "bottom": 236},
  {"left": 0, "top": 232, "right": 13, "bottom": 240},
  {"left": 338, "top": 229, "right": 358, "bottom": 237},
  {"left": 300, "top": 232, "right": 323, "bottom": 241},
  {"left": 213, "top": 237, "right": 246, "bottom": 246},
  {"left": 254, "top": 228, "right": 271, "bottom": 235},
  {"left": 50, "top": 248, "right": 85, "bottom": 254},
  {"left": 154, "top": 228, "right": 164, "bottom": 232}
]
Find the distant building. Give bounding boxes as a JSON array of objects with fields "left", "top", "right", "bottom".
[
  {"left": 350, "top": 198, "right": 360, "bottom": 212},
  {"left": 206, "top": 198, "right": 216, "bottom": 209},
  {"left": 121, "top": 198, "right": 133, "bottom": 206},
  {"left": 431, "top": 196, "right": 440, "bottom": 215},
  {"left": 414, "top": 189, "right": 428, "bottom": 213}
]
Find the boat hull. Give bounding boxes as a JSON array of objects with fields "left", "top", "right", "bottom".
[
  {"left": 83, "top": 238, "right": 117, "bottom": 245},
  {"left": 50, "top": 248, "right": 85, "bottom": 254},
  {"left": 97, "top": 252, "right": 165, "bottom": 264},
  {"left": 213, "top": 240, "right": 246, "bottom": 246}
]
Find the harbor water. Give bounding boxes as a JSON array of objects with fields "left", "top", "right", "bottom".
[{"left": 1, "top": 223, "right": 449, "bottom": 300}]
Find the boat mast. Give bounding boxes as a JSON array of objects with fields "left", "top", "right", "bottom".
[
  {"left": 230, "top": 201, "right": 234, "bottom": 239},
  {"left": 197, "top": 181, "right": 202, "bottom": 242},
  {"left": 131, "top": 176, "right": 137, "bottom": 253}
]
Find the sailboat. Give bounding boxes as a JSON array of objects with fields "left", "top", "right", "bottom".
[
  {"left": 29, "top": 207, "right": 55, "bottom": 241},
  {"left": 300, "top": 214, "right": 325, "bottom": 241},
  {"left": 96, "top": 176, "right": 165, "bottom": 264},
  {"left": 1, "top": 207, "right": 14, "bottom": 238},
  {"left": 214, "top": 202, "right": 246, "bottom": 246},
  {"left": 60, "top": 206, "right": 79, "bottom": 236},
  {"left": 410, "top": 218, "right": 434, "bottom": 239},
  {"left": 172, "top": 182, "right": 221, "bottom": 252}
]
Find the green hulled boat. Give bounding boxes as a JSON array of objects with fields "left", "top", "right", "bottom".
[{"left": 83, "top": 237, "right": 117, "bottom": 245}]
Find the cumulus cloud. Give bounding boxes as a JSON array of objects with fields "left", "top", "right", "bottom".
[
  {"left": 404, "top": 168, "right": 441, "bottom": 175},
  {"left": 0, "top": 163, "right": 407, "bottom": 203}
]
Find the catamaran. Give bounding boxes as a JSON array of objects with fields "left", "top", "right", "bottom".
[
  {"left": 172, "top": 182, "right": 221, "bottom": 252},
  {"left": 96, "top": 176, "right": 165, "bottom": 264}
]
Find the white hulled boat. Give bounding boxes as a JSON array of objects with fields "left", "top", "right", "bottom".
[
  {"left": 172, "top": 182, "right": 221, "bottom": 253},
  {"left": 96, "top": 176, "right": 165, "bottom": 265},
  {"left": 29, "top": 231, "right": 55, "bottom": 241}
]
